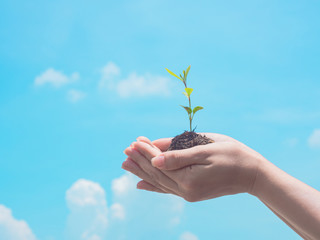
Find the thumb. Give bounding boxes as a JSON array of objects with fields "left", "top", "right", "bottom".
[{"left": 151, "top": 145, "right": 212, "bottom": 170}]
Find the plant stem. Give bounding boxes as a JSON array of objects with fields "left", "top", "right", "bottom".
[
  {"left": 185, "top": 81, "right": 193, "bottom": 132},
  {"left": 188, "top": 96, "right": 192, "bottom": 132}
]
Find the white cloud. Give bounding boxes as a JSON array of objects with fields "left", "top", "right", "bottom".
[
  {"left": 170, "top": 195, "right": 184, "bottom": 212},
  {"left": 169, "top": 195, "right": 184, "bottom": 226},
  {"left": 179, "top": 231, "right": 199, "bottom": 240},
  {"left": 99, "top": 62, "right": 121, "bottom": 90},
  {"left": 101, "top": 62, "right": 120, "bottom": 80},
  {"left": 98, "top": 62, "right": 171, "bottom": 98},
  {"left": 0, "top": 205, "right": 37, "bottom": 240},
  {"left": 110, "top": 203, "right": 125, "bottom": 220},
  {"left": 34, "top": 68, "right": 79, "bottom": 88},
  {"left": 67, "top": 89, "right": 87, "bottom": 103},
  {"left": 65, "top": 179, "right": 108, "bottom": 240},
  {"left": 308, "top": 129, "right": 320, "bottom": 148},
  {"left": 111, "top": 172, "right": 137, "bottom": 197},
  {"left": 116, "top": 72, "right": 170, "bottom": 98},
  {"left": 111, "top": 173, "right": 185, "bottom": 231},
  {"left": 65, "top": 175, "right": 185, "bottom": 239}
]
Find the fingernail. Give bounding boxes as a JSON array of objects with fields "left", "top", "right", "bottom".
[{"left": 151, "top": 154, "right": 165, "bottom": 168}]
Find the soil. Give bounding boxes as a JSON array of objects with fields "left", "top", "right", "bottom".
[{"left": 167, "top": 131, "right": 214, "bottom": 151}]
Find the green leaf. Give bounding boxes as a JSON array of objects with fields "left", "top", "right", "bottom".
[
  {"left": 182, "top": 70, "right": 186, "bottom": 81},
  {"left": 185, "top": 88, "right": 193, "bottom": 97},
  {"left": 180, "top": 105, "right": 192, "bottom": 114},
  {"left": 185, "top": 65, "right": 191, "bottom": 77},
  {"left": 193, "top": 106, "right": 203, "bottom": 114},
  {"left": 165, "top": 68, "right": 183, "bottom": 82},
  {"left": 182, "top": 92, "right": 189, "bottom": 98}
]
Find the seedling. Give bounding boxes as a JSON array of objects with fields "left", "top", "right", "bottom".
[
  {"left": 165, "top": 65, "right": 203, "bottom": 132},
  {"left": 165, "top": 65, "right": 214, "bottom": 151}
]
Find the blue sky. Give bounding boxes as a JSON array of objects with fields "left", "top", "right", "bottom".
[{"left": 0, "top": 0, "right": 320, "bottom": 239}]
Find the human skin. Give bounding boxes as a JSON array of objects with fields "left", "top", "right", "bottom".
[{"left": 123, "top": 133, "right": 320, "bottom": 240}]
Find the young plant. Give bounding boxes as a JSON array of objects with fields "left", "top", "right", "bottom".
[{"left": 165, "top": 65, "right": 203, "bottom": 132}]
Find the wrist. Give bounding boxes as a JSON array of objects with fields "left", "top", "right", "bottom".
[
  {"left": 249, "top": 156, "right": 285, "bottom": 200},
  {"left": 248, "top": 156, "right": 272, "bottom": 198}
]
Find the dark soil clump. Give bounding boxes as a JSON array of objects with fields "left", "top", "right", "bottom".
[{"left": 167, "top": 131, "right": 214, "bottom": 151}]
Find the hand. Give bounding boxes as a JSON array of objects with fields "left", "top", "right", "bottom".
[
  {"left": 124, "top": 134, "right": 320, "bottom": 239},
  {"left": 123, "top": 133, "right": 265, "bottom": 202}
]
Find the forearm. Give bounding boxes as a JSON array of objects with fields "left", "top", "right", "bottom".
[
  {"left": 261, "top": 200, "right": 309, "bottom": 239},
  {"left": 252, "top": 159, "right": 320, "bottom": 240}
]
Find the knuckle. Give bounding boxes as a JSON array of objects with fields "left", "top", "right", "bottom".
[
  {"left": 168, "top": 151, "right": 182, "bottom": 169},
  {"left": 198, "top": 146, "right": 212, "bottom": 158}
]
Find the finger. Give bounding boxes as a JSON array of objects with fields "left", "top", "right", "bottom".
[
  {"left": 122, "top": 158, "right": 173, "bottom": 193},
  {"left": 132, "top": 141, "right": 161, "bottom": 161},
  {"left": 136, "top": 136, "right": 160, "bottom": 151},
  {"left": 137, "top": 180, "right": 168, "bottom": 194},
  {"left": 124, "top": 147, "right": 179, "bottom": 192},
  {"left": 151, "top": 144, "right": 214, "bottom": 170},
  {"left": 152, "top": 138, "right": 172, "bottom": 152},
  {"left": 136, "top": 136, "right": 153, "bottom": 145},
  {"left": 137, "top": 137, "right": 170, "bottom": 155},
  {"left": 132, "top": 141, "right": 187, "bottom": 182}
]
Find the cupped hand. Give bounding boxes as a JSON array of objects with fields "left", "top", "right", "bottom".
[{"left": 123, "top": 133, "right": 265, "bottom": 202}]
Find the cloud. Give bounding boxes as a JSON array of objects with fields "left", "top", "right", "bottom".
[
  {"left": 168, "top": 195, "right": 184, "bottom": 226},
  {"left": 0, "top": 205, "right": 37, "bottom": 240},
  {"left": 34, "top": 68, "right": 79, "bottom": 88},
  {"left": 308, "top": 129, "right": 320, "bottom": 148},
  {"left": 101, "top": 62, "right": 121, "bottom": 80},
  {"left": 65, "top": 177, "right": 130, "bottom": 240},
  {"left": 110, "top": 203, "right": 125, "bottom": 220},
  {"left": 98, "top": 62, "right": 171, "bottom": 98},
  {"left": 116, "top": 72, "right": 170, "bottom": 98},
  {"left": 111, "top": 172, "right": 137, "bottom": 197},
  {"left": 179, "top": 232, "right": 199, "bottom": 240},
  {"left": 98, "top": 62, "right": 121, "bottom": 90},
  {"left": 65, "top": 179, "right": 108, "bottom": 240},
  {"left": 67, "top": 89, "right": 87, "bottom": 103},
  {"left": 111, "top": 173, "right": 185, "bottom": 229},
  {"left": 65, "top": 174, "right": 185, "bottom": 239},
  {"left": 36, "top": 63, "right": 171, "bottom": 100}
]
